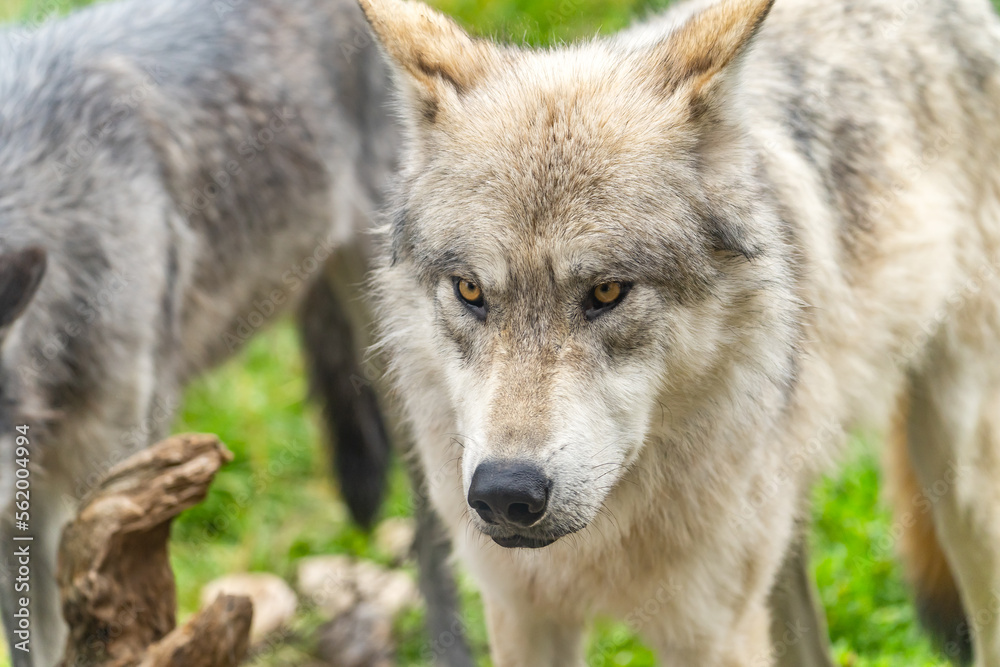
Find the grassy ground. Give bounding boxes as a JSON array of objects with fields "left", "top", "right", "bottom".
[{"left": 0, "top": 0, "right": 980, "bottom": 664}]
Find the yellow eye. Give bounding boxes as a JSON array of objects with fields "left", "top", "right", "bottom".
[
  {"left": 593, "top": 282, "right": 622, "bottom": 304},
  {"left": 457, "top": 279, "right": 482, "bottom": 303}
]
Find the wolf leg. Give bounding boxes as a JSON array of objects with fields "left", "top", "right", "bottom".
[
  {"left": 483, "top": 595, "right": 584, "bottom": 667},
  {"left": 768, "top": 524, "right": 835, "bottom": 667},
  {"left": 903, "top": 340, "right": 1000, "bottom": 666},
  {"left": 886, "top": 391, "right": 973, "bottom": 664},
  {"left": 411, "top": 464, "right": 475, "bottom": 667},
  {"left": 649, "top": 596, "right": 773, "bottom": 667}
]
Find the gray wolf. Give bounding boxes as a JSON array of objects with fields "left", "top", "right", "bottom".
[
  {"left": 0, "top": 0, "right": 415, "bottom": 664},
  {"left": 362, "top": 0, "right": 1000, "bottom": 663}
]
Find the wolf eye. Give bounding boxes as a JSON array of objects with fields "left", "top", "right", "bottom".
[
  {"left": 594, "top": 282, "right": 621, "bottom": 304},
  {"left": 584, "top": 281, "right": 630, "bottom": 320},
  {"left": 457, "top": 279, "right": 481, "bottom": 303},
  {"left": 453, "top": 277, "right": 486, "bottom": 319}
]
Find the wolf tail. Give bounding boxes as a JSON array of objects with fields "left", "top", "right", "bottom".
[
  {"left": 299, "top": 270, "right": 390, "bottom": 530},
  {"left": 885, "top": 395, "right": 972, "bottom": 665}
]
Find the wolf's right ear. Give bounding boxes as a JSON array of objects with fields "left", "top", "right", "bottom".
[
  {"left": 654, "top": 0, "right": 775, "bottom": 98},
  {"left": 357, "top": 0, "right": 497, "bottom": 124},
  {"left": 0, "top": 247, "right": 46, "bottom": 330}
]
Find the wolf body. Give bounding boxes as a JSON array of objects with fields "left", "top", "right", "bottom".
[
  {"left": 362, "top": 0, "right": 1000, "bottom": 664},
  {"left": 0, "top": 0, "right": 404, "bottom": 663}
]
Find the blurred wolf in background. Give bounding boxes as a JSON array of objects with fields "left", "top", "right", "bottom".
[
  {"left": 363, "top": 0, "right": 1000, "bottom": 664},
  {"left": 0, "top": 0, "right": 477, "bottom": 664}
]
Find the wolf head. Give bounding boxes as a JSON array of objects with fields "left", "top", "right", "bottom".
[{"left": 366, "top": 0, "right": 797, "bottom": 548}]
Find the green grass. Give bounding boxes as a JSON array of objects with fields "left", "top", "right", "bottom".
[{"left": 0, "top": 0, "right": 982, "bottom": 664}]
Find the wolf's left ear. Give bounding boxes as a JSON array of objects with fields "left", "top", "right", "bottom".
[
  {"left": 655, "top": 0, "right": 775, "bottom": 96},
  {"left": 358, "top": 0, "right": 497, "bottom": 123}
]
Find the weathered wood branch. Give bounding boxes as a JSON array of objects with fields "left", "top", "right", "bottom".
[
  {"left": 138, "top": 594, "right": 253, "bottom": 667},
  {"left": 57, "top": 433, "right": 252, "bottom": 667}
]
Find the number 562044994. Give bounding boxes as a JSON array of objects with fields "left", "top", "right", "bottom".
[{"left": 13, "top": 425, "right": 30, "bottom": 533}]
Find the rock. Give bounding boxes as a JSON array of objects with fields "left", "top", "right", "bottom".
[
  {"left": 353, "top": 561, "right": 419, "bottom": 617},
  {"left": 296, "top": 556, "right": 419, "bottom": 620},
  {"left": 201, "top": 573, "right": 297, "bottom": 644},
  {"left": 315, "top": 602, "right": 394, "bottom": 667},
  {"left": 374, "top": 518, "right": 415, "bottom": 563},
  {"left": 297, "top": 556, "right": 358, "bottom": 618}
]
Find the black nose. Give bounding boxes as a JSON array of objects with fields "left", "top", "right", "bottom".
[{"left": 468, "top": 461, "right": 550, "bottom": 527}]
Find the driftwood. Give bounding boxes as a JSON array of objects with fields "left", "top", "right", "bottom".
[
  {"left": 137, "top": 594, "right": 253, "bottom": 667},
  {"left": 57, "top": 433, "right": 253, "bottom": 667}
]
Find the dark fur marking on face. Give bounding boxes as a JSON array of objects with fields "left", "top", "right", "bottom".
[
  {"left": 394, "top": 210, "right": 477, "bottom": 286},
  {"left": 705, "top": 213, "right": 762, "bottom": 261},
  {"left": 435, "top": 293, "right": 480, "bottom": 366},
  {"left": 599, "top": 305, "right": 662, "bottom": 361}
]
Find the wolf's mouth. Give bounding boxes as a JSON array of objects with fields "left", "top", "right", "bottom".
[
  {"left": 478, "top": 516, "right": 587, "bottom": 549},
  {"left": 491, "top": 534, "right": 558, "bottom": 549}
]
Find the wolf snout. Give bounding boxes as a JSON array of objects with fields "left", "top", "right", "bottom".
[{"left": 467, "top": 461, "right": 550, "bottom": 527}]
